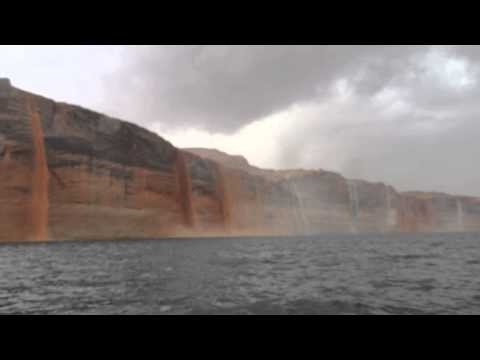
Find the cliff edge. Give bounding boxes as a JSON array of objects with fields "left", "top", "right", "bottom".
[{"left": 1, "top": 80, "right": 479, "bottom": 241}]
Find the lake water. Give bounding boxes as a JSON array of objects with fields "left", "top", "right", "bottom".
[{"left": 1, "top": 233, "right": 480, "bottom": 314}]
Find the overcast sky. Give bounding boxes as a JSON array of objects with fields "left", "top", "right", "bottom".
[{"left": 1, "top": 45, "right": 479, "bottom": 196}]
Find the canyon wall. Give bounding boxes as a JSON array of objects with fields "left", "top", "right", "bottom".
[{"left": 1, "top": 79, "right": 480, "bottom": 241}]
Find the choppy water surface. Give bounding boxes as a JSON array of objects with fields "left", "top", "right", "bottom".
[{"left": 1, "top": 233, "right": 480, "bottom": 314}]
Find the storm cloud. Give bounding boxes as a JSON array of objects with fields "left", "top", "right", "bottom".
[
  {"left": 98, "top": 45, "right": 480, "bottom": 196},
  {"left": 102, "top": 45, "right": 431, "bottom": 131},
  {"left": 2, "top": 45, "right": 479, "bottom": 196}
]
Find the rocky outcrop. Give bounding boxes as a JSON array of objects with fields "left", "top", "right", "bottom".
[{"left": 1, "top": 79, "right": 480, "bottom": 241}]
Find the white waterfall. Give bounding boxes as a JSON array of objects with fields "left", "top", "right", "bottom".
[
  {"left": 384, "top": 185, "right": 397, "bottom": 231},
  {"left": 457, "top": 198, "right": 465, "bottom": 232},
  {"left": 347, "top": 180, "right": 359, "bottom": 234},
  {"left": 288, "top": 181, "right": 301, "bottom": 234},
  {"left": 291, "top": 181, "right": 308, "bottom": 235}
]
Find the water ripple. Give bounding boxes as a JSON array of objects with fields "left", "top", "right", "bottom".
[{"left": 1, "top": 233, "right": 480, "bottom": 314}]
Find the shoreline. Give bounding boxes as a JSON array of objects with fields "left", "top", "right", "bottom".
[{"left": 1, "top": 231, "right": 478, "bottom": 246}]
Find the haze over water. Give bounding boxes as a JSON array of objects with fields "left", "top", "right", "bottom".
[{"left": 1, "top": 233, "right": 480, "bottom": 315}]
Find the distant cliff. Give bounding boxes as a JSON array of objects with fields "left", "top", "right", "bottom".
[{"left": 1, "top": 79, "right": 480, "bottom": 241}]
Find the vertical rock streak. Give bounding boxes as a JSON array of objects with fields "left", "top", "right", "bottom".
[{"left": 27, "top": 96, "right": 49, "bottom": 240}]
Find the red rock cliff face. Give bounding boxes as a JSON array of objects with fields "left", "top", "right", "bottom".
[
  {"left": 186, "top": 150, "right": 480, "bottom": 235},
  {"left": 1, "top": 80, "right": 480, "bottom": 241}
]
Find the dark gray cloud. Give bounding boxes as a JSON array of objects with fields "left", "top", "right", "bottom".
[
  {"left": 282, "top": 111, "right": 480, "bottom": 196},
  {"left": 102, "top": 45, "right": 428, "bottom": 132},
  {"left": 100, "top": 45, "right": 480, "bottom": 196},
  {"left": 272, "top": 72, "right": 480, "bottom": 196},
  {"left": 341, "top": 115, "right": 480, "bottom": 196}
]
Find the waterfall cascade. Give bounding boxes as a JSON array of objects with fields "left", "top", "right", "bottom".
[
  {"left": 347, "top": 180, "right": 359, "bottom": 234},
  {"left": 384, "top": 185, "right": 397, "bottom": 231},
  {"left": 457, "top": 198, "right": 465, "bottom": 232},
  {"left": 291, "top": 181, "right": 308, "bottom": 235},
  {"left": 288, "top": 182, "right": 301, "bottom": 234},
  {"left": 175, "top": 151, "right": 195, "bottom": 228},
  {"left": 27, "top": 96, "right": 49, "bottom": 240}
]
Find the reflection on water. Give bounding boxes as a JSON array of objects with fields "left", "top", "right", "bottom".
[{"left": 1, "top": 233, "right": 480, "bottom": 314}]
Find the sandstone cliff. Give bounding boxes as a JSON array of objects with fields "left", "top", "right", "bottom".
[{"left": 1, "top": 79, "right": 480, "bottom": 241}]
